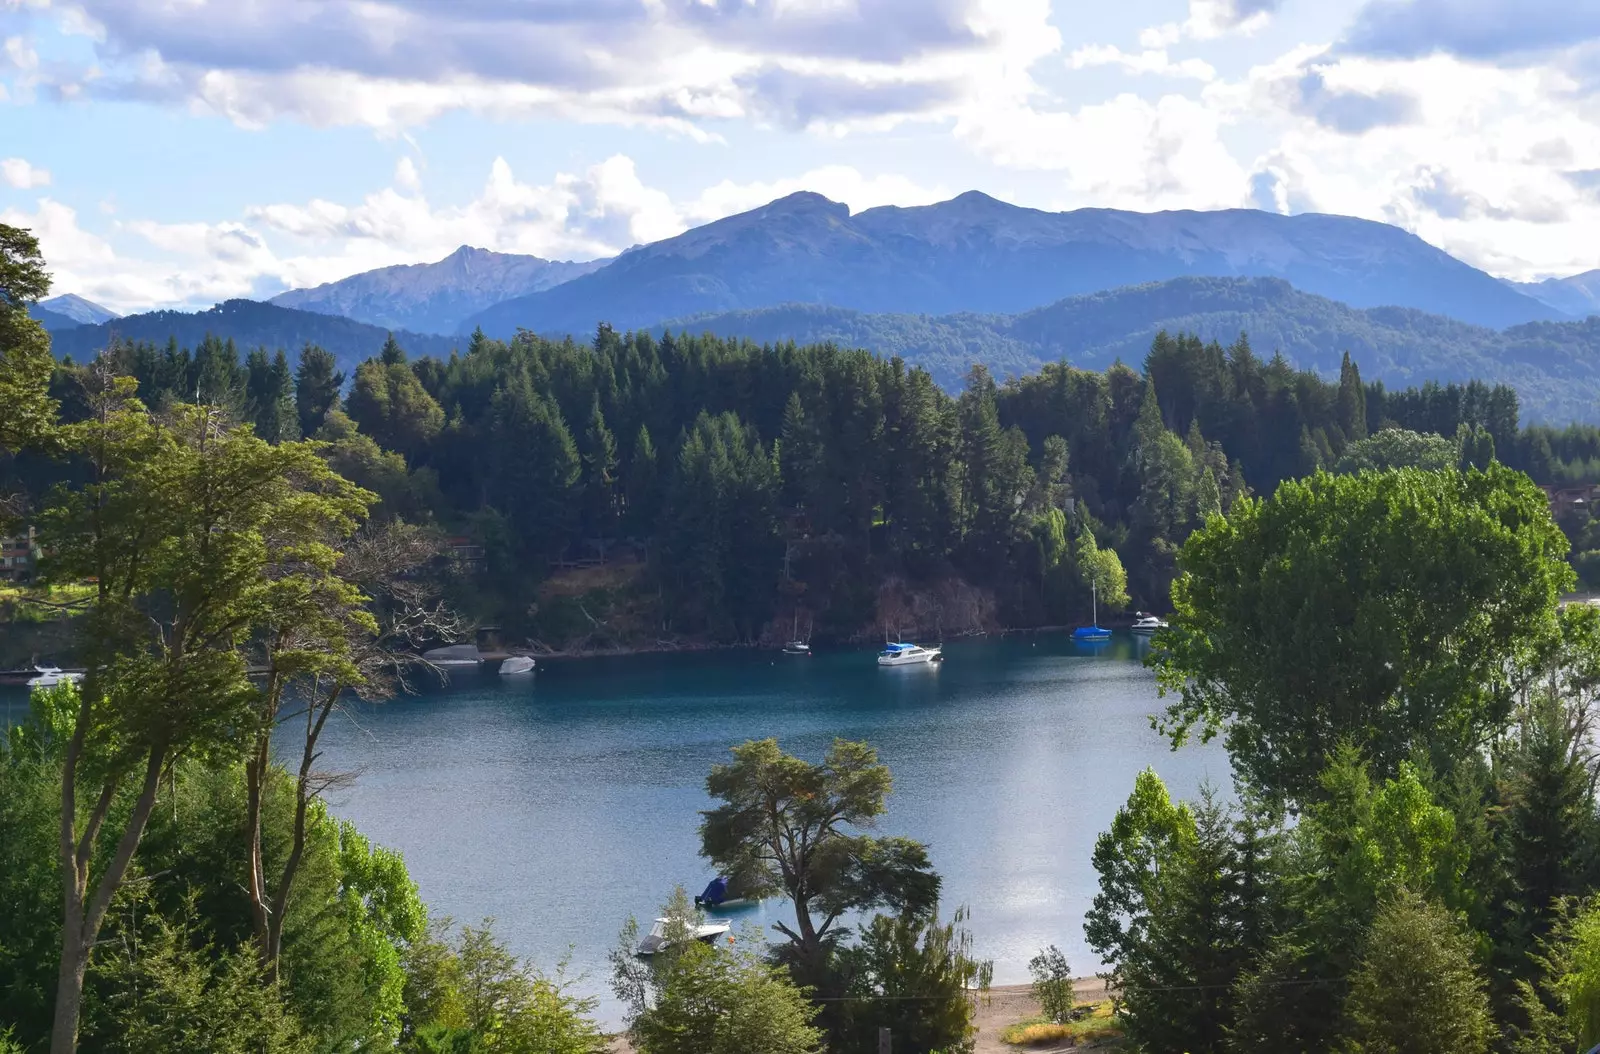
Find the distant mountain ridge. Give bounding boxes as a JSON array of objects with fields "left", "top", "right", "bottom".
[
  {"left": 464, "top": 191, "right": 1562, "bottom": 337},
  {"left": 41, "top": 293, "right": 118, "bottom": 325},
  {"left": 1508, "top": 270, "right": 1600, "bottom": 319},
  {"left": 657, "top": 277, "right": 1600, "bottom": 424},
  {"left": 271, "top": 245, "right": 607, "bottom": 334},
  {"left": 47, "top": 299, "right": 461, "bottom": 376}
]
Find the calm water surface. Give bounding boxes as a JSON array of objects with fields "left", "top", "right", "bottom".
[{"left": 3, "top": 634, "right": 1228, "bottom": 1017}]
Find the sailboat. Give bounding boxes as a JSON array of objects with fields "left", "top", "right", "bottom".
[
  {"left": 1073, "top": 581, "right": 1112, "bottom": 642},
  {"left": 783, "top": 611, "right": 811, "bottom": 656}
]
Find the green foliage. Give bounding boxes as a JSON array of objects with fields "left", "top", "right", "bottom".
[
  {"left": 1341, "top": 891, "right": 1493, "bottom": 1054},
  {"left": 660, "top": 411, "right": 782, "bottom": 639},
  {"left": 1086, "top": 773, "right": 1266, "bottom": 1054},
  {"left": 1231, "top": 755, "right": 1469, "bottom": 1053},
  {"left": 1027, "top": 946, "right": 1074, "bottom": 1025},
  {"left": 345, "top": 354, "right": 446, "bottom": 461},
  {"left": 398, "top": 917, "right": 604, "bottom": 1054},
  {"left": 0, "top": 222, "right": 58, "bottom": 452},
  {"left": 699, "top": 739, "right": 940, "bottom": 972},
  {"left": 1155, "top": 465, "right": 1573, "bottom": 801},
  {"left": 834, "top": 907, "right": 990, "bottom": 1054},
  {"left": 84, "top": 898, "right": 312, "bottom": 1054},
  {"left": 294, "top": 344, "right": 344, "bottom": 437},
  {"left": 630, "top": 941, "right": 822, "bottom": 1054},
  {"left": 1335, "top": 426, "right": 1460, "bottom": 473}
]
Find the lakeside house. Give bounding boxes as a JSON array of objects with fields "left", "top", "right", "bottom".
[
  {"left": 1542, "top": 483, "right": 1600, "bottom": 518},
  {"left": 0, "top": 528, "right": 38, "bottom": 584}
]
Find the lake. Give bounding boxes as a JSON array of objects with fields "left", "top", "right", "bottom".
[{"left": 2, "top": 634, "right": 1229, "bottom": 1018}]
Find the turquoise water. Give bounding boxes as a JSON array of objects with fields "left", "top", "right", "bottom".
[{"left": 1, "top": 635, "right": 1229, "bottom": 1015}]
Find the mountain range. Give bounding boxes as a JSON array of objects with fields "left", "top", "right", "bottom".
[
  {"left": 1508, "top": 270, "right": 1600, "bottom": 318},
  {"left": 269, "top": 246, "right": 606, "bottom": 334},
  {"left": 464, "top": 191, "right": 1564, "bottom": 337},
  {"left": 26, "top": 189, "right": 1600, "bottom": 423}
]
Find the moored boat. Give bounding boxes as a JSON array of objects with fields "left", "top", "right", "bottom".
[
  {"left": 635, "top": 916, "right": 732, "bottom": 956},
  {"left": 878, "top": 642, "right": 942, "bottom": 667},
  {"left": 1130, "top": 614, "right": 1168, "bottom": 634},
  {"left": 1073, "top": 581, "right": 1113, "bottom": 641},
  {"left": 694, "top": 876, "right": 757, "bottom": 910},
  {"left": 27, "top": 665, "right": 84, "bottom": 688},
  {"left": 421, "top": 643, "right": 484, "bottom": 667},
  {"left": 499, "top": 655, "right": 536, "bottom": 675}
]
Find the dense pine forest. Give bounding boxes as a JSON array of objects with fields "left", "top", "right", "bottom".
[{"left": 18, "top": 321, "right": 1600, "bottom": 652}]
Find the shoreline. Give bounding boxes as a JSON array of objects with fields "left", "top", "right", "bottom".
[
  {"left": 524, "top": 622, "right": 1146, "bottom": 662},
  {"left": 605, "top": 979, "right": 1114, "bottom": 1054}
]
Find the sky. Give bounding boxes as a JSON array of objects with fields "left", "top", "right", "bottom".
[{"left": 1, "top": 0, "right": 1598, "bottom": 314}]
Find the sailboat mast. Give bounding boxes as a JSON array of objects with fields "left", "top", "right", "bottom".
[{"left": 1092, "top": 580, "right": 1098, "bottom": 627}]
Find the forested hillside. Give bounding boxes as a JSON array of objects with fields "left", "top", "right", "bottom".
[
  {"left": 660, "top": 277, "right": 1600, "bottom": 422},
  {"left": 46, "top": 298, "right": 461, "bottom": 374},
  {"left": 38, "top": 320, "right": 1600, "bottom": 654}
]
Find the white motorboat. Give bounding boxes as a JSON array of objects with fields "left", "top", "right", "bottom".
[
  {"left": 635, "top": 917, "right": 732, "bottom": 956},
  {"left": 499, "top": 656, "right": 536, "bottom": 675},
  {"left": 421, "top": 643, "right": 484, "bottom": 667},
  {"left": 878, "top": 642, "right": 942, "bottom": 667},
  {"left": 27, "top": 666, "right": 83, "bottom": 688},
  {"left": 1130, "top": 615, "right": 1168, "bottom": 634}
]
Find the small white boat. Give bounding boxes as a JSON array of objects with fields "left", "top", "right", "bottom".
[
  {"left": 27, "top": 665, "right": 83, "bottom": 688},
  {"left": 635, "top": 917, "right": 732, "bottom": 956},
  {"left": 878, "top": 642, "right": 942, "bottom": 667},
  {"left": 1130, "top": 615, "right": 1168, "bottom": 634},
  {"left": 421, "top": 644, "right": 483, "bottom": 667},
  {"left": 499, "top": 656, "right": 536, "bottom": 675}
]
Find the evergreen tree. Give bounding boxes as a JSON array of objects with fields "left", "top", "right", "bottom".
[
  {"left": 1338, "top": 350, "right": 1368, "bottom": 444},
  {"left": 487, "top": 373, "right": 580, "bottom": 564},
  {"left": 1342, "top": 891, "right": 1493, "bottom": 1054},
  {"left": 294, "top": 344, "right": 343, "bottom": 438},
  {"left": 1196, "top": 465, "right": 1222, "bottom": 523},
  {"left": 380, "top": 333, "right": 407, "bottom": 366},
  {"left": 581, "top": 396, "right": 619, "bottom": 544},
  {"left": 624, "top": 425, "right": 659, "bottom": 538},
  {"left": 345, "top": 357, "right": 445, "bottom": 463}
]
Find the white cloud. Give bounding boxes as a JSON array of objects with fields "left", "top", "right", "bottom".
[
  {"left": 7, "top": 0, "right": 1062, "bottom": 135},
  {"left": 1210, "top": 46, "right": 1600, "bottom": 280},
  {"left": 1068, "top": 45, "right": 1216, "bottom": 81},
  {"left": 1137, "top": 0, "right": 1286, "bottom": 50},
  {"left": 0, "top": 157, "right": 51, "bottom": 188}
]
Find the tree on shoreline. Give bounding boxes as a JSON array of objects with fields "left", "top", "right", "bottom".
[
  {"left": 699, "top": 738, "right": 940, "bottom": 978},
  {"left": 1154, "top": 465, "right": 1572, "bottom": 802}
]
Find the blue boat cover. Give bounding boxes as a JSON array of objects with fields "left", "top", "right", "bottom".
[{"left": 699, "top": 877, "right": 729, "bottom": 905}]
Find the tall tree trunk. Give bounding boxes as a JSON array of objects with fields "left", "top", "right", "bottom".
[
  {"left": 245, "top": 668, "right": 282, "bottom": 967},
  {"left": 259, "top": 682, "right": 341, "bottom": 978},
  {"left": 52, "top": 742, "right": 166, "bottom": 1054}
]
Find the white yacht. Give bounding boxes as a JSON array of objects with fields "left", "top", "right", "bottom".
[
  {"left": 634, "top": 917, "right": 732, "bottom": 956},
  {"left": 1130, "top": 615, "right": 1169, "bottom": 634},
  {"left": 877, "top": 642, "right": 942, "bottom": 667},
  {"left": 27, "top": 666, "right": 83, "bottom": 688},
  {"left": 499, "top": 656, "right": 536, "bottom": 675}
]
